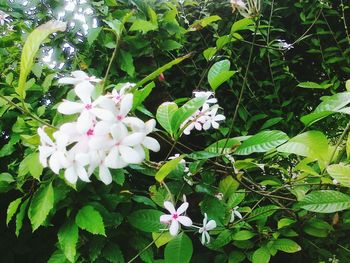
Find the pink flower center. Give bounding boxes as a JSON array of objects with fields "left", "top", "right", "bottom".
[
  {"left": 116, "top": 115, "right": 124, "bottom": 121},
  {"left": 86, "top": 129, "right": 94, "bottom": 137},
  {"left": 85, "top": 104, "right": 92, "bottom": 110},
  {"left": 172, "top": 213, "right": 178, "bottom": 220}
]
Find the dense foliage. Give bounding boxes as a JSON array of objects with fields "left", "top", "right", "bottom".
[{"left": 1, "top": 0, "right": 350, "bottom": 262}]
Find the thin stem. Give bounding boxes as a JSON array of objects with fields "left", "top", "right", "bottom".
[
  {"left": 221, "top": 19, "right": 260, "bottom": 152},
  {"left": 102, "top": 33, "right": 120, "bottom": 91},
  {"left": 340, "top": 0, "right": 350, "bottom": 45}
]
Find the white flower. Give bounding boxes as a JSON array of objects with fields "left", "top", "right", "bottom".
[
  {"left": 58, "top": 70, "right": 101, "bottom": 88},
  {"left": 202, "top": 106, "right": 226, "bottom": 130},
  {"left": 193, "top": 91, "right": 217, "bottom": 104},
  {"left": 215, "top": 192, "right": 224, "bottom": 200},
  {"left": 57, "top": 83, "right": 113, "bottom": 133},
  {"left": 333, "top": 179, "right": 339, "bottom": 185},
  {"left": 230, "top": 0, "right": 248, "bottom": 15},
  {"left": 38, "top": 127, "right": 69, "bottom": 174},
  {"left": 199, "top": 213, "right": 217, "bottom": 245},
  {"left": 63, "top": 151, "right": 91, "bottom": 184},
  {"left": 276, "top": 39, "right": 294, "bottom": 51},
  {"left": 97, "top": 122, "right": 146, "bottom": 169},
  {"left": 0, "top": 10, "right": 10, "bottom": 26},
  {"left": 230, "top": 206, "right": 243, "bottom": 223},
  {"left": 168, "top": 153, "right": 186, "bottom": 165},
  {"left": 87, "top": 150, "right": 112, "bottom": 185},
  {"left": 160, "top": 201, "right": 193, "bottom": 236}
]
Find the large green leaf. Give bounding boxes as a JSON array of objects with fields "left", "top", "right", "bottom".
[
  {"left": 128, "top": 209, "right": 164, "bottom": 232},
  {"left": 133, "top": 82, "right": 155, "bottom": 110},
  {"left": 208, "top": 60, "right": 235, "bottom": 90},
  {"left": 235, "top": 130, "right": 289, "bottom": 155},
  {"left": 327, "top": 164, "right": 350, "bottom": 188},
  {"left": 16, "top": 198, "right": 30, "bottom": 236},
  {"left": 301, "top": 92, "right": 350, "bottom": 126},
  {"left": 248, "top": 205, "right": 279, "bottom": 221},
  {"left": 164, "top": 233, "right": 193, "bottom": 263},
  {"left": 297, "top": 81, "right": 330, "bottom": 89},
  {"left": 171, "top": 97, "right": 207, "bottom": 137},
  {"left": 28, "top": 182, "right": 54, "bottom": 231},
  {"left": 75, "top": 206, "right": 105, "bottom": 236},
  {"left": 299, "top": 190, "right": 350, "bottom": 213},
  {"left": 17, "top": 20, "right": 66, "bottom": 99},
  {"left": 58, "top": 220, "right": 79, "bottom": 262},
  {"left": 277, "top": 131, "right": 330, "bottom": 162},
  {"left": 205, "top": 138, "right": 241, "bottom": 154},
  {"left": 156, "top": 102, "right": 178, "bottom": 136},
  {"left": 188, "top": 15, "right": 221, "bottom": 31},
  {"left": 232, "top": 230, "right": 255, "bottom": 241},
  {"left": 272, "top": 239, "right": 301, "bottom": 253},
  {"left": 231, "top": 18, "right": 254, "bottom": 33},
  {"left": 218, "top": 176, "right": 239, "bottom": 201}
]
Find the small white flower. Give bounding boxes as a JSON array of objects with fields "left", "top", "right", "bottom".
[
  {"left": 333, "top": 179, "right": 339, "bottom": 185},
  {"left": 199, "top": 213, "right": 217, "bottom": 245},
  {"left": 168, "top": 153, "right": 186, "bottom": 165},
  {"left": 215, "top": 192, "right": 224, "bottom": 200},
  {"left": 58, "top": 70, "right": 101, "bottom": 87},
  {"left": 230, "top": 206, "right": 243, "bottom": 223},
  {"left": 160, "top": 201, "right": 193, "bottom": 236},
  {"left": 202, "top": 106, "right": 226, "bottom": 130},
  {"left": 193, "top": 91, "right": 217, "bottom": 104},
  {"left": 276, "top": 39, "right": 294, "bottom": 51}
]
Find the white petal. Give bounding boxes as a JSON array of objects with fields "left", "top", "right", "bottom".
[
  {"left": 64, "top": 167, "right": 78, "bottom": 184},
  {"left": 201, "top": 232, "right": 206, "bottom": 245},
  {"left": 75, "top": 153, "right": 90, "bottom": 166},
  {"left": 234, "top": 210, "right": 243, "bottom": 219},
  {"left": 206, "top": 220, "right": 217, "bottom": 230},
  {"left": 89, "top": 136, "right": 113, "bottom": 150},
  {"left": 49, "top": 152, "right": 62, "bottom": 174},
  {"left": 104, "top": 148, "right": 127, "bottom": 169},
  {"left": 58, "top": 101, "right": 84, "bottom": 114},
  {"left": 194, "top": 122, "right": 202, "bottom": 131},
  {"left": 38, "top": 127, "right": 54, "bottom": 145},
  {"left": 212, "top": 121, "right": 219, "bottom": 129},
  {"left": 91, "top": 108, "right": 115, "bottom": 121},
  {"left": 169, "top": 220, "right": 180, "bottom": 236},
  {"left": 94, "top": 121, "right": 112, "bottom": 136},
  {"left": 76, "top": 165, "right": 90, "bottom": 182},
  {"left": 214, "top": 114, "right": 226, "bottom": 121},
  {"left": 99, "top": 165, "right": 112, "bottom": 185},
  {"left": 134, "top": 145, "right": 146, "bottom": 160},
  {"left": 142, "top": 137, "right": 160, "bottom": 152},
  {"left": 110, "top": 123, "right": 128, "bottom": 141},
  {"left": 178, "top": 216, "right": 192, "bottom": 226},
  {"left": 123, "top": 132, "right": 145, "bottom": 146},
  {"left": 74, "top": 81, "right": 93, "bottom": 104},
  {"left": 204, "top": 231, "right": 210, "bottom": 244},
  {"left": 202, "top": 121, "right": 211, "bottom": 130},
  {"left": 160, "top": 214, "right": 172, "bottom": 223},
  {"left": 123, "top": 117, "right": 145, "bottom": 130},
  {"left": 119, "top": 93, "right": 133, "bottom": 116},
  {"left": 77, "top": 110, "right": 93, "bottom": 134},
  {"left": 164, "top": 201, "right": 176, "bottom": 214},
  {"left": 72, "top": 70, "right": 88, "bottom": 79},
  {"left": 58, "top": 77, "right": 79, "bottom": 85},
  {"left": 145, "top": 119, "right": 156, "bottom": 134},
  {"left": 176, "top": 202, "right": 189, "bottom": 215},
  {"left": 119, "top": 145, "right": 143, "bottom": 164}
]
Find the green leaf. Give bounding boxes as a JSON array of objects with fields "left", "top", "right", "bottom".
[
  {"left": 155, "top": 155, "right": 185, "bottom": 182},
  {"left": 130, "top": 20, "right": 158, "bottom": 33},
  {"left": 164, "top": 233, "right": 193, "bottom": 263},
  {"left": 19, "top": 152, "right": 43, "bottom": 180},
  {"left": 0, "top": 172, "right": 15, "bottom": 192},
  {"left": 272, "top": 239, "right": 301, "bottom": 253},
  {"left": 260, "top": 117, "right": 283, "bottom": 130},
  {"left": 16, "top": 198, "right": 29, "bottom": 237},
  {"left": 227, "top": 191, "right": 245, "bottom": 209},
  {"left": 208, "top": 229, "right": 232, "bottom": 249},
  {"left": 232, "top": 230, "right": 255, "bottom": 241},
  {"left": 231, "top": 18, "right": 254, "bottom": 33},
  {"left": 277, "top": 218, "right": 296, "bottom": 229},
  {"left": 301, "top": 92, "right": 350, "bottom": 126},
  {"left": 128, "top": 209, "right": 164, "bottom": 232},
  {"left": 248, "top": 205, "right": 279, "bottom": 221},
  {"left": 235, "top": 130, "right": 289, "bottom": 155},
  {"left": 347, "top": 133, "right": 350, "bottom": 159},
  {"left": 87, "top": 27, "right": 102, "bottom": 45},
  {"left": 6, "top": 197, "right": 22, "bottom": 226},
  {"left": 208, "top": 60, "right": 234, "bottom": 90},
  {"left": 218, "top": 176, "right": 239, "bottom": 201},
  {"left": 160, "top": 40, "right": 182, "bottom": 51},
  {"left": 205, "top": 138, "right": 241, "bottom": 154},
  {"left": 346, "top": 80, "right": 350, "bottom": 91},
  {"left": 58, "top": 220, "right": 79, "bottom": 262},
  {"left": 252, "top": 246, "right": 270, "bottom": 263},
  {"left": 104, "top": 19, "right": 123, "bottom": 36},
  {"left": 48, "top": 250, "right": 70, "bottom": 263},
  {"left": 277, "top": 131, "right": 329, "bottom": 162},
  {"left": 133, "top": 53, "right": 191, "bottom": 89},
  {"left": 188, "top": 15, "right": 221, "bottom": 31},
  {"left": 203, "top": 47, "right": 217, "bottom": 61},
  {"left": 152, "top": 232, "right": 174, "bottom": 248},
  {"left": 156, "top": 102, "right": 178, "bottom": 136},
  {"left": 171, "top": 97, "right": 207, "bottom": 136},
  {"left": 75, "top": 206, "right": 105, "bottom": 235},
  {"left": 17, "top": 20, "right": 66, "bottom": 99},
  {"left": 297, "top": 81, "right": 330, "bottom": 89},
  {"left": 102, "top": 243, "right": 125, "bottom": 263},
  {"left": 303, "top": 218, "right": 332, "bottom": 237},
  {"left": 327, "top": 164, "right": 350, "bottom": 187},
  {"left": 119, "top": 50, "right": 135, "bottom": 76},
  {"left": 228, "top": 251, "right": 246, "bottom": 263},
  {"left": 28, "top": 182, "right": 54, "bottom": 231},
  {"left": 299, "top": 190, "right": 350, "bottom": 213}
]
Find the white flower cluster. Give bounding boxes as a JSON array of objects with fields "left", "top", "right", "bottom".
[
  {"left": 230, "top": 0, "right": 261, "bottom": 18},
  {"left": 0, "top": 10, "right": 10, "bottom": 26},
  {"left": 181, "top": 91, "right": 225, "bottom": 135},
  {"left": 38, "top": 71, "right": 160, "bottom": 185},
  {"left": 160, "top": 200, "right": 216, "bottom": 245},
  {"left": 276, "top": 39, "right": 294, "bottom": 51}
]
